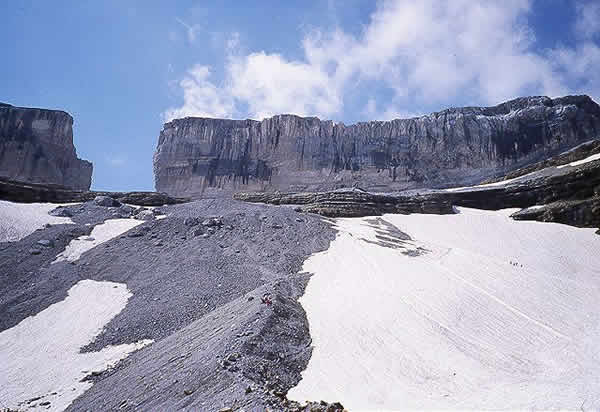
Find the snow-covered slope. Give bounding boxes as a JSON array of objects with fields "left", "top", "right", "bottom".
[
  {"left": 0, "top": 200, "right": 74, "bottom": 242},
  {"left": 0, "top": 280, "right": 152, "bottom": 411},
  {"left": 289, "top": 208, "right": 600, "bottom": 410},
  {"left": 53, "top": 218, "right": 143, "bottom": 263}
]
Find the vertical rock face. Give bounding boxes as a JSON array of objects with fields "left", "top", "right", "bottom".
[
  {"left": 0, "top": 103, "right": 92, "bottom": 190},
  {"left": 154, "top": 95, "right": 600, "bottom": 197}
]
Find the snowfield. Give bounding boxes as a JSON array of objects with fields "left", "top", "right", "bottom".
[
  {"left": 0, "top": 279, "right": 152, "bottom": 411},
  {"left": 0, "top": 200, "right": 75, "bottom": 242},
  {"left": 289, "top": 208, "right": 600, "bottom": 410},
  {"left": 557, "top": 152, "right": 600, "bottom": 168},
  {"left": 53, "top": 218, "right": 143, "bottom": 263}
]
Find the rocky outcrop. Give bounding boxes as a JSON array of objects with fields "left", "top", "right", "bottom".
[
  {"left": 234, "top": 188, "right": 453, "bottom": 217},
  {"left": 235, "top": 155, "right": 600, "bottom": 228},
  {"left": 0, "top": 177, "right": 188, "bottom": 206},
  {"left": 511, "top": 198, "right": 600, "bottom": 228},
  {"left": 154, "top": 95, "right": 600, "bottom": 197},
  {"left": 0, "top": 103, "right": 92, "bottom": 189}
]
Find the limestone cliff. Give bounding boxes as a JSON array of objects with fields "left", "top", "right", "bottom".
[
  {"left": 154, "top": 95, "right": 600, "bottom": 197},
  {"left": 0, "top": 103, "right": 92, "bottom": 190}
]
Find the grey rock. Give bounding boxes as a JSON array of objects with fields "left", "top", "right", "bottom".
[
  {"left": 154, "top": 95, "right": 600, "bottom": 197},
  {"left": 184, "top": 217, "right": 200, "bottom": 226},
  {"left": 135, "top": 210, "right": 155, "bottom": 221},
  {"left": 0, "top": 177, "right": 188, "bottom": 206},
  {"left": 94, "top": 196, "right": 120, "bottom": 207},
  {"left": 202, "top": 217, "right": 222, "bottom": 227},
  {"left": 227, "top": 353, "right": 240, "bottom": 362},
  {"left": 0, "top": 103, "right": 92, "bottom": 189},
  {"left": 49, "top": 206, "right": 73, "bottom": 217},
  {"left": 29, "top": 248, "right": 41, "bottom": 255},
  {"left": 36, "top": 239, "right": 53, "bottom": 247},
  {"left": 152, "top": 207, "right": 166, "bottom": 216},
  {"left": 119, "top": 204, "right": 135, "bottom": 215}
]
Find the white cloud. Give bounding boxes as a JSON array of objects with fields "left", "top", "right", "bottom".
[
  {"left": 163, "top": 65, "right": 234, "bottom": 121},
  {"left": 575, "top": 1, "right": 600, "bottom": 39},
  {"left": 165, "top": 1, "right": 599, "bottom": 121},
  {"left": 363, "top": 97, "right": 422, "bottom": 120},
  {"left": 227, "top": 52, "right": 341, "bottom": 119}
]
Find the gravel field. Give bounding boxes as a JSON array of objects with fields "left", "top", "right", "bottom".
[{"left": 0, "top": 198, "right": 337, "bottom": 411}]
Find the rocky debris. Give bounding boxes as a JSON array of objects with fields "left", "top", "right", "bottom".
[
  {"left": 152, "top": 207, "right": 166, "bottom": 216},
  {"left": 128, "top": 226, "right": 151, "bottom": 238},
  {"left": 0, "top": 103, "right": 93, "bottom": 190},
  {"left": 21, "top": 199, "right": 338, "bottom": 411},
  {"left": 202, "top": 217, "right": 223, "bottom": 227},
  {"left": 36, "top": 239, "right": 53, "bottom": 247},
  {"left": 49, "top": 205, "right": 73, "bottom": 217},
  {"left": 118, "top": 204, "right": 135, "bottom": 215},
  {"left": 134, "top": 210, "right": 155, "bottom": 221},
  {"left": 285, "top": 400, "right": 346, "bottom": 411},
  {"left": 183, "top": 217, "right": 200, "bottom": 226},
  {"left": 154, "top": 95, "right": 600, "bottom": 197},
  {"left": 94, "top": 195, "right": 120, "bottom": 207},
  {"left": 0, "top": 177, "right": 189, "bottom": 206}
]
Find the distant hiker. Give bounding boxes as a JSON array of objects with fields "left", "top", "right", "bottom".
[{"left": 261, "top": 294, "right": 273, "bottom": 306}]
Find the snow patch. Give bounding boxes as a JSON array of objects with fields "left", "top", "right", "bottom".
[
  {"left": 289, "top": 208, "right": 600, "bottom": 409},
  {"left": 444, "top": 170, "right": 538, "bottom": 191},
  {"left": 53, "top": 219, "right": 143, "bottom": 263},
  {"left": 0, "top": 201, "right": 76, "bottom": 242},
  {"left": 556, "top": 152, "right": 600, "bottom": 168},
  {"left": 0, "top": 279, "right": 152, "bottom": 411}
]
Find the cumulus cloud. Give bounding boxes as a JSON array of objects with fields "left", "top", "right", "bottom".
[
  {"left": 163, "top": 65, "right": 234, "bottom": 121},
  {"left": 548, "top": 1, "right": 600, "bottom": 103},
  {"left": 165, "top": 0, "right": 598, "bottom": 122}
]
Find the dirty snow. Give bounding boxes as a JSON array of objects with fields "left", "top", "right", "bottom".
[
  {"left": 0, "top": 279, "right": 152, "bottom": 411},
  {"left": 556, "top": 152, "right": 600, "bottom": 168},
  {"left": 289, "top": 208, "right": 600, "bottom": 410},
  {"left": 0, "top": 200, "right": 75, "bottom": 242},
  {"left": 444, "top": 171, "right": 538, "bottom": 191},
  {"left": 53, "top": 219, "right": 142, "bottom": 263}
]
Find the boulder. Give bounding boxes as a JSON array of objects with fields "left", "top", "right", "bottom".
[
  {"left": 134, "top": 210, "right": 155, "bottom": 221},
  {"left": 94, "top": 195, "right": 120, "bottom": 207}
]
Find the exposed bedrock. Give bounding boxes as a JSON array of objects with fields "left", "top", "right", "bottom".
[
  {"left": 235, "top": 157, "right": 600, "bottom": 228},
  {"left": 0, "top": 103, "right": 92, "bottom": 189},
  {"left": 154, "top": 95, "right": 600, "bottom": 197},
  {"left": 0, "top": 178, "right": 188, "bottom": 206}
]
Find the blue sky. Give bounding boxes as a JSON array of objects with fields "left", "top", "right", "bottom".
[{"left": 2, "top": 0, "right": 599, "bottom": 191}]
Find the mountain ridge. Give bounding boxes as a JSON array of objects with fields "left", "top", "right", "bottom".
[{"left": 154, "top": 94, "right": 600, "bottom": 197}]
